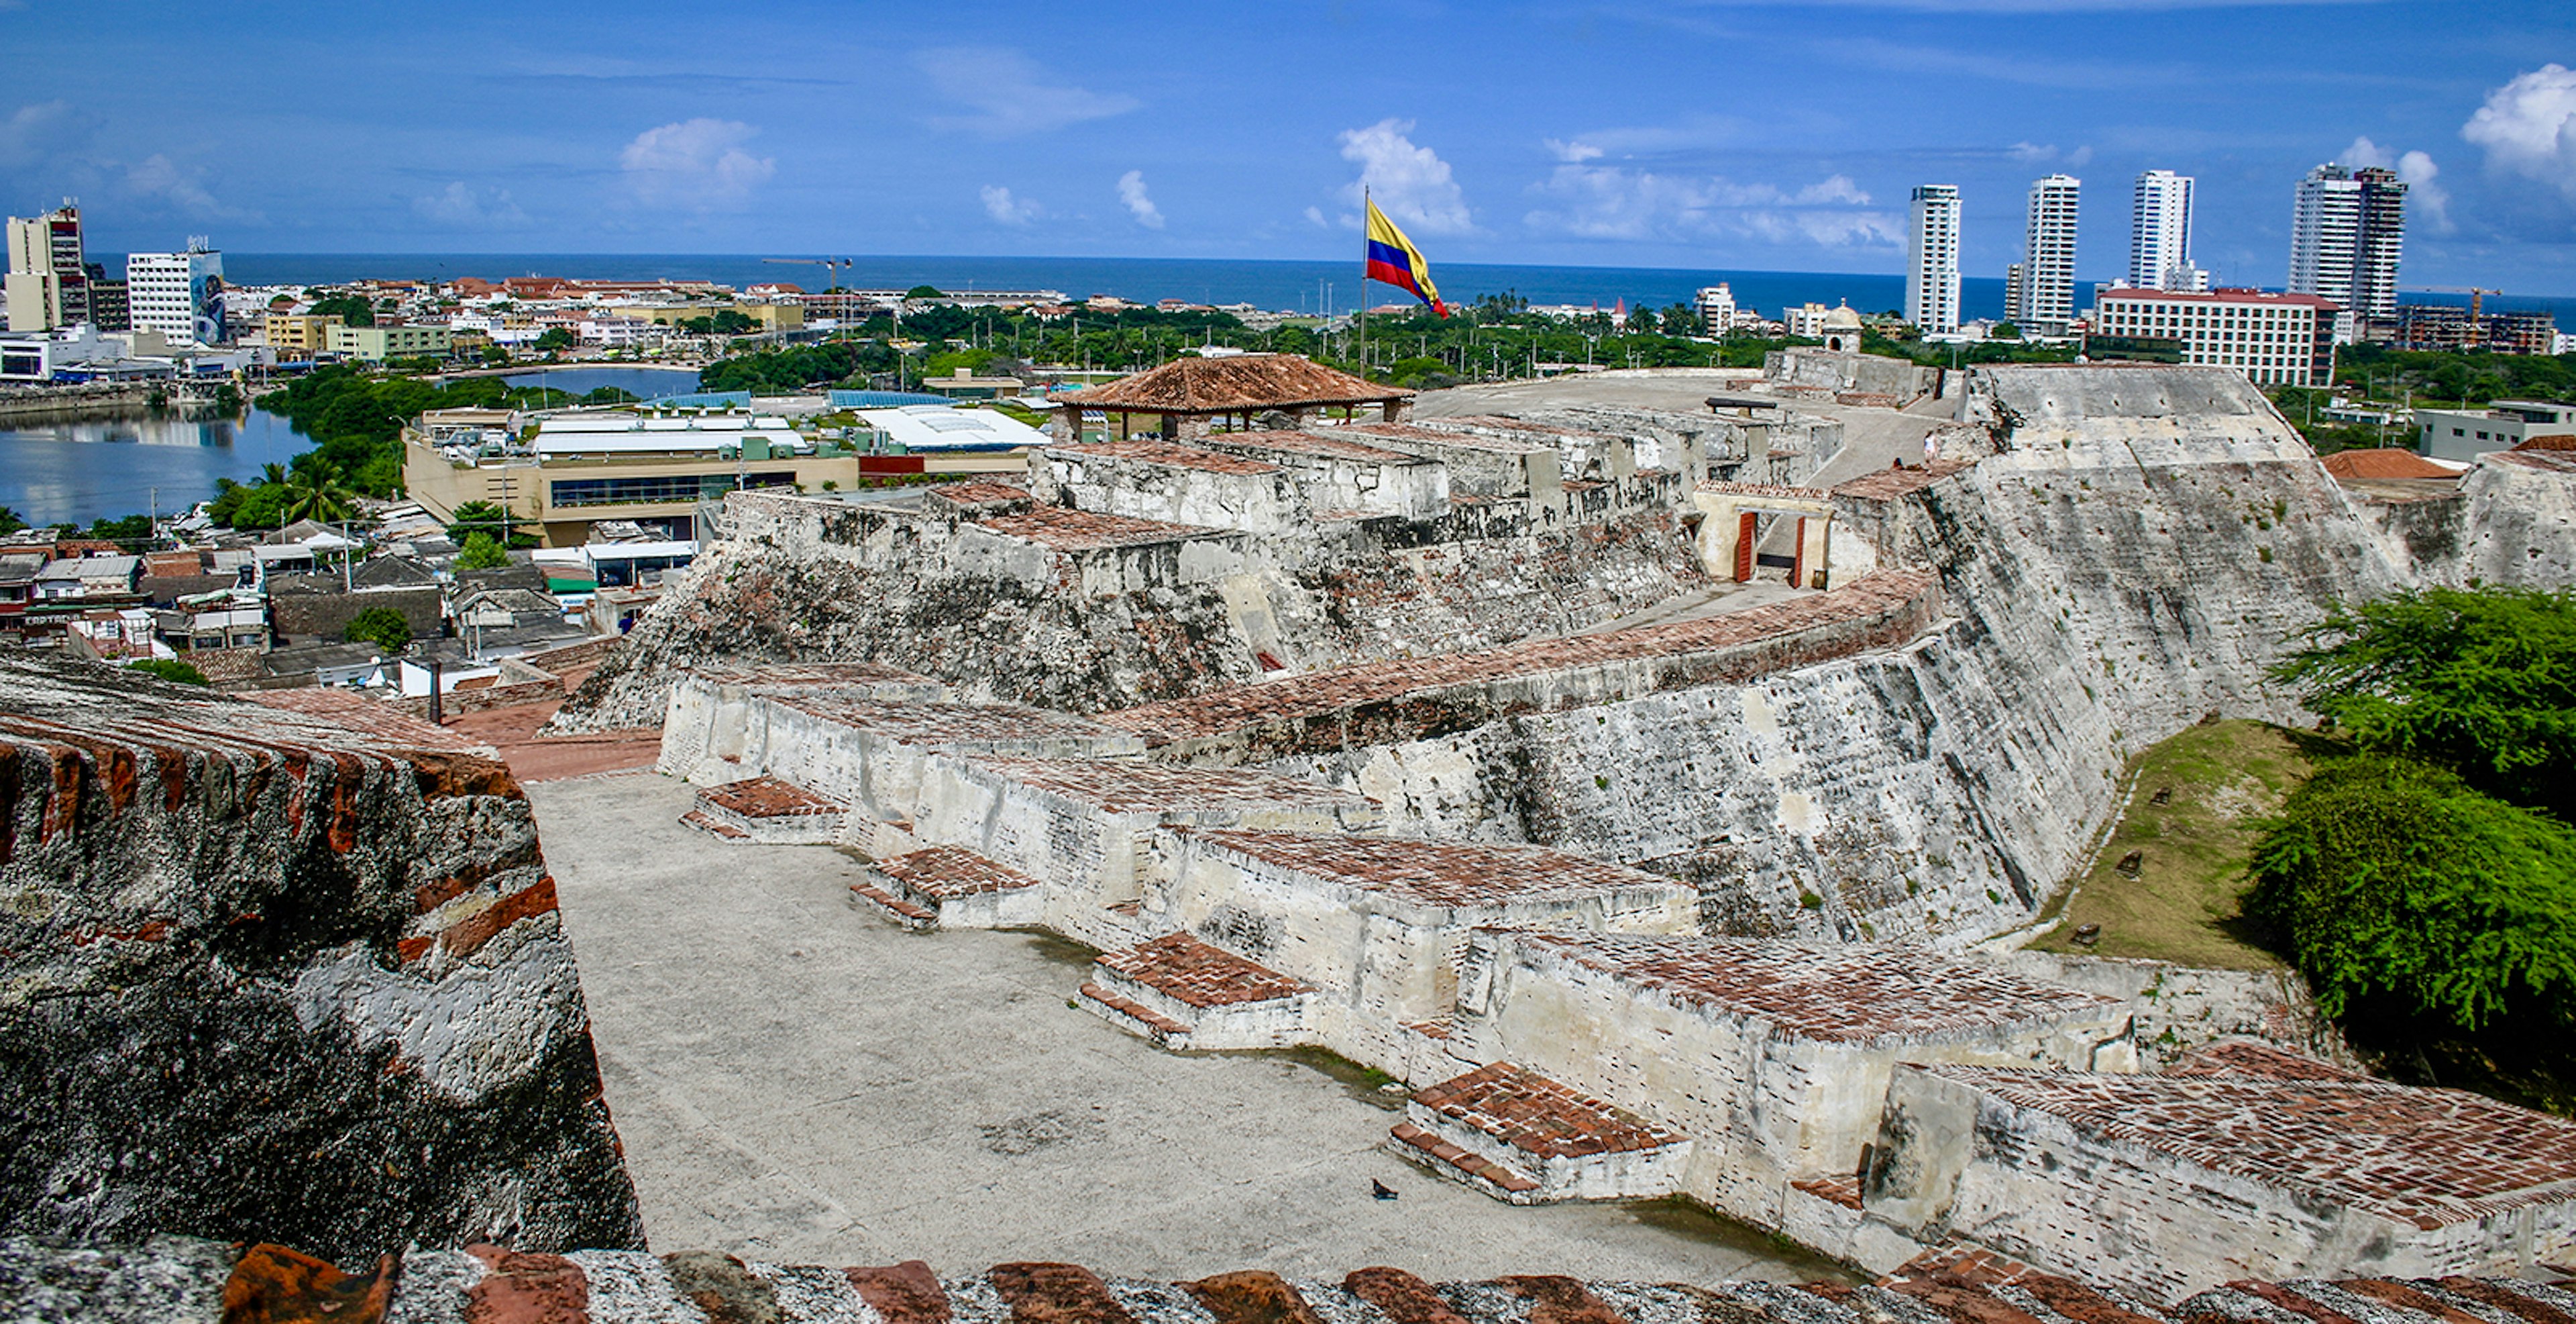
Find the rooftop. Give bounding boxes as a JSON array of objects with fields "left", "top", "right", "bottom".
[
  {"left": 1411, "top": 1062, "right": 1685, "bottom": 1159},
  {"left": 1049, "top": 439, "right": 1283, "bottom": 476},
  {"left": 859, "top": 405, "right": 1049, "bottom": 452},
  {"left": 1516, "top": 933, "right": 2121, "bottom": 1045},
  {"left": 2322, "top": 448, "right": 2459, "bottom": 480},
  {"left": 699, "top": 775, "right": 842, "bottom": 819},
  {"left": 769, "top": 695, "right": 1136, "bottom": 748},
  {"left": 1097, "top": 931, "right": 1316, "bottom": 1007},
  {"left": 869, "top": 844, "right": 1042, "bottom": 898},
  {"left": 1208, "top": 431, "right": 1425, "bottom": 464},
  {"left": 1065, "top": 354, "right": 1412, "bottom": 413},
  {"left": 969, "top": 756, "right": 1379, "bottom": 815},
  {"left": 1829, "top": 458, "right": 1976, "bottom": 502},
  {"left": 924, "top": 480, "right": 1034, "bottom": 511},
  {"left": 2095, "top": 287, "right": 2341, "bottom": 310},
  {"left": 973, "top": 505, "right": 1237, "bottom": 552},
  {"left": 1922, "top": 1064, "right": 2576, "bottom": 1229},
  {"left": 1187, "top": 829, "right": 1686, "bottom": 910}
]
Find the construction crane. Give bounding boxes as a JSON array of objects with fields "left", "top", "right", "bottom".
[
  {"left": 2408, "top": 285, "right": 2502, "bottom": 321},
  {"left": 761, "top": 256, "right": 853, "bottom": 291}
]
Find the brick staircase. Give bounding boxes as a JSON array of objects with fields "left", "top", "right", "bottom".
[
  {"left": 855, "top": 845, "right": 1045, "bottom": 931},
  {"left": 1389, "top": 1062, "right": 1691, "bottom": 1204},
  {"left": 1077, "top": 932, "right": 1316, "bottom": 1052}
]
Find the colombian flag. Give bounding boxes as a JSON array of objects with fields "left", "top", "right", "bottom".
[{"left": 1364, "top": 199, "right": 1449, "bottom": 318}]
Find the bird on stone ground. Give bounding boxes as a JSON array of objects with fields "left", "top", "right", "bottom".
[{"left": 1371, "top": 1179, "right": 1399, "bottom": 1200}]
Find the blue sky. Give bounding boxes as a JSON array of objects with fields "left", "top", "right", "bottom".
[{"left": 5, "top": 1, "right": 2575, "bottom": 292}]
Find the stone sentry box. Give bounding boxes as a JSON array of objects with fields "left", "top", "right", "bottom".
[
  {"left": 1448, "top": 931, "right": 2134, "bottom": 1238},
  {"left": 1864, "top": 1062, "right": 2576, "bottom": 1302},
  {"left": 1148, "top": 828, "right": 1697, "bottom": 1081}
]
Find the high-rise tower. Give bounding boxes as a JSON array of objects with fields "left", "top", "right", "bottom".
[
  {"left": 4, "top": 203, "right": 89, "bottom": 332},
  {"left": 2130, "top": 170, "right": 2203, "bottom": 291},
  {"left": 1907, "top": 185, "right": 1962, "bottom": 334},
  {"left": 2015, "top": 174, "right": 2080, "bottom": 332},
  {"left": 2289, "top": 162, "right": 2403, "bottom": 338}
]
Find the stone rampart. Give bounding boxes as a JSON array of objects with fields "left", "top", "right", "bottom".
[{"left": 0, "top": 654, "right": 640, "bottom": 1263}]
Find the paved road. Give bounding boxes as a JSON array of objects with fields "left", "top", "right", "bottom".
[{"left": 531, "top": 772, "right": 1850, "bottom": 1284}]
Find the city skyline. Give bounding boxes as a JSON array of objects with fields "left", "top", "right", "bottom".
[{"left": 3, "top": 3, "right": 2575, "bottom": 294}]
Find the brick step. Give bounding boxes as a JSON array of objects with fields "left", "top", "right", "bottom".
[
  {"left": 1401, "top": 1062, "right": 1691, "bottom": 1204},
  {"left": 847, "top": 879, "right": 936, "bottom": 932},
  {"left": 680, "top": 810, "right": 749, "bottom": 841},
  {"left": 1077, "top": 980, "right": 1190, "bottom": 1046},
  {"left": 1387, "top": 1121, "right": 1542, "bottom": 1201}
]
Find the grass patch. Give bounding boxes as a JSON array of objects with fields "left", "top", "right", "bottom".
[
  {"left": 1257, "top": 1045, "right": 1407, "bottom": 1111},
  {"left": 1621, "top": 1196, "right": 1864, "bottom": 1283},
  {"left": 2031, "top": 719, "right": 2326, "bottom": 969}
]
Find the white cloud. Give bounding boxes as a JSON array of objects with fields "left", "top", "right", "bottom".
[
  {"left": 2066, "top": 145, "right": 2094, "bottom": 168},
  {"left": 2462, "top": 64, "right": 2576, "bottom": 202},
  {"left": 123, "top": 153, "right": 254, "bottom": 221},
  {"left": 981, "top": 185, "right": 1042, "bottom": 226},
  {"left": 2344, "top": 136, "right": 2453, "bottom": 233},
  {"left": 1524, "top": 163, "right": 1896, "bottom": 248},
  {"left": 414, "top": 181, "right": 530, "bottom": 230},
  {"left": 2008, "top": 141, "right": 2059, "bottom": 162},
  {"left": 1304, "top": 205, "right": 1328, "bottom": 227},
  {"left": 917, "top": 48, "right": 1138, "bottom": 138},
  {"left": 0, "top": 99, "right": 78, "bottom": 168},
  {"left": 1338, "top": 118, "right": 1474, "bottom": 236},
  {"left": 619, "top": 118, "right": 774, "bottom": 208},
  {"left": 1544, "top": 138, "right": 1604, "bottom": 163},
  {"left": 1117, "top": 170, "right": 1164, "bottom": 230}
]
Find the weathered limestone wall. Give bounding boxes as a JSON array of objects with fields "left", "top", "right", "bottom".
[
  {"left": 1447, "top": 931, "right": 2132, "bottom": 1235},
  {"left": 0, "top": 655, "right": 640, "bottom": 1263},
  {"left": 1864, "top": 1065, "right": 2576, "bottom": 1301},
  {"left": 1038, "top": 446, "right": 1302, "bottom": 535},
  {"left": 658, "top": 663, "right": 953, "bottom": 786},
  {"left": 2420, "top": 451, "right": 2576, "bottom": 587},
  {"left": 1256, "top": 368, "right": 2397, "bottom": 947}
]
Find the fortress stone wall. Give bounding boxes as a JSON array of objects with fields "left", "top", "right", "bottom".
[{"left": 0, "top": 655, "right": 641, "bottom": 1264}]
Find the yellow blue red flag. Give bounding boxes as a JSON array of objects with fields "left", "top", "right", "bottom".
[{"left": 1364, "top": 199, "right": 1448, "bottom": 318}]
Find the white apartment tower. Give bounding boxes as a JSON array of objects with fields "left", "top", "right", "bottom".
[
  {"left": 2289, "top": 163, "right": 2404, "bottom": 338},
  {"left": 2015, "top": 174, "right": 2080, "bottom": 332},
  {"left": 125, "top": 242, "right": 227, "bottom": 344},
  {"left": 1907, "top": 185, "right": 1962, "bottom": 334},
  {"left": 1695, "top": 283, "right": 1737, "bottom": 336},
  {"left": 2130, "top": 170, "right": 2206, "bottom": 291}
]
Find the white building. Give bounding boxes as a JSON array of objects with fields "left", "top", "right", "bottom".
[
  {"left": 1907, "top": 185, "right": 1962, "bottom": 334},
  {"left": 2015, "top": 175, "right": 2080, "bottom": 333},
  {"left": 126, "top": 245, "right": 226, "bottom": 344},
  {"left": 2130, "top": 170, "right": 2206, "bottom": 292},
  {"left": 2091, "top": 287, "right": 2338, "bottom": 387},
  {"left": 2290, "top": 163, "right": 2404, "bottom": 340},
  {"left": 1695, "top": 284, "right": 1737, "bottom": 336}
]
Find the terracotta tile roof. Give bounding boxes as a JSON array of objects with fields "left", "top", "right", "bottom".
[
  {"left": 1064, "top": 354, "right": 1411, "bottom": 412},
  {"left": 1411, "top": 1062, "right": 1684, "bottom": 1158},
  {"left": 970, "top": 756, "right": 1377, "bottom": 815},
  {"left": 1696, "top": 480, "right": 1835, "bottom": 501},
  {"left": 925, "top": 481, "right": 1034, "bottom": 510},
  {"left": 1920, "top": 1064, "right": 2576, "bottom": 1229},
  {"left": 699, "top": 775, "right": 842, "bottom": 819},
  {"left": 1097, "top": 932, "right": 1316, "bottom": 1007},
  {"left": 42, "top": 1233, "right": 2576, "bottom": 1324},
  {"left": 871, "top": 844, "right": 1042, "bottom": 898},
  {"left": 1102, "top": 571, "right": 1937, "bottom": 746},
  {"left": 771, "top": 695, "right": 1134, "bottom": 748},
  {"left": 1049, "top": 439, "right": 1282, "bottom": 475},
  {"left": 2514, "top": 434, "right": 2576, "bottom": 452},
  {"left": 1515, "top": 932, "right": 2121, "bottom": 1045},
  {"left": 1208, "top": 431, "right": 1424, "bottom": 463},
  {"left": 2322, "top": 448, "right": 2458, "bottom": 480},
  {"left": 1185, "top": 829, "right": 1686, "bottom": 910},
  {"left": 973, "top": 506, "right": 1236, "bottom": 551},
  {"left": 1830, "top": 458, "right": 1976, "bottom": 502}
]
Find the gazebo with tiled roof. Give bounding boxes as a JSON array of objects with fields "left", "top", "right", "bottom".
[{"left": 1055, "top": 353, "right": 1414, "bottom": 443}]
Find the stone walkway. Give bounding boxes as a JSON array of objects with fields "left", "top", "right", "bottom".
[{"left": 529, "top": 772, "right": 1845, "bottom": 1283}]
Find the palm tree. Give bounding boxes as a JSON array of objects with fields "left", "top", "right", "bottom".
[
  {"left": 280, "top": 461, "right": 357, "bottom": 525},
  {"left": 259, "top": 462, "right": 288, "bottom": 488}
]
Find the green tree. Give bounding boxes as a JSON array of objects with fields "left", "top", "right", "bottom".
[
  {"left": 307, "top": 295, "right": 375, "bottom": 327},
  {"left": 343, "top": 605, "right": 413, "bottom": 654},
  {"left": 125, "top": 658, "right": 210, "bottom": 686},
  {"left": 454, "top": 531, "right": 511, "bottom": 570},
  {"left": 280, "top": 460, "right": 359, "bottom": 525},
  {"left": 2248, "top": 755, "right": 2576, "bottom": 1031},
  {"left": 2273, "top": 586, "right": 2576, "bottom": 818},
  {"left": 446, "top": 499, "right": 517, "bottom": 544},
  {"left": 533, "top": 328, "right": 574, "bottom": 352},
  {"left": 0, "top": 505, "right": 23, "bottom": 536},
  {"left": 905, "top": 285, "right": 945, "bottom": 299}
]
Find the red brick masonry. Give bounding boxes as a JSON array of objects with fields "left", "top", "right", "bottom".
[
  {"left": 971, "top": 756, "right": 1378, "bottom": 815},
  {"left": 1411, "top": 1062, "right": 1685, "bottom": 1160},
  {"left": 1097, "top": 933, "right": 1316, "bottom": 1008},
  {"left": 871, "top": 844, "right": 1042, "bottom": 899},
  {"left": 27, "top": 1235, "right": 2576, "bottom": 1322},
  {"left": 699, "top": 776, "right": 843, "bottom": 819}
]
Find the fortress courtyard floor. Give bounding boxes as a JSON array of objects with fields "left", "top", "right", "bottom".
[{"left": 527, "top": 770, "right": 1843, "bottom": 1284}]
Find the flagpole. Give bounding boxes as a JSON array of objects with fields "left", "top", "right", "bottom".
[{"left": 1358, "top": 187, "right": 1369, "bottom": 383}]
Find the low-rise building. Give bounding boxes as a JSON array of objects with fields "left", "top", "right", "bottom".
[
  {"left": 327, "top": 322, "right": 452, "bottom": 362},
  {"left": 2089, "top": 287, "right": 2337, "bottom": 387},
  {"left": 2416, "top": 400, "right": 2576, "bottom": 463},
  {"left": 264, "top": 313, "right": 340, "bottom": 354}
]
